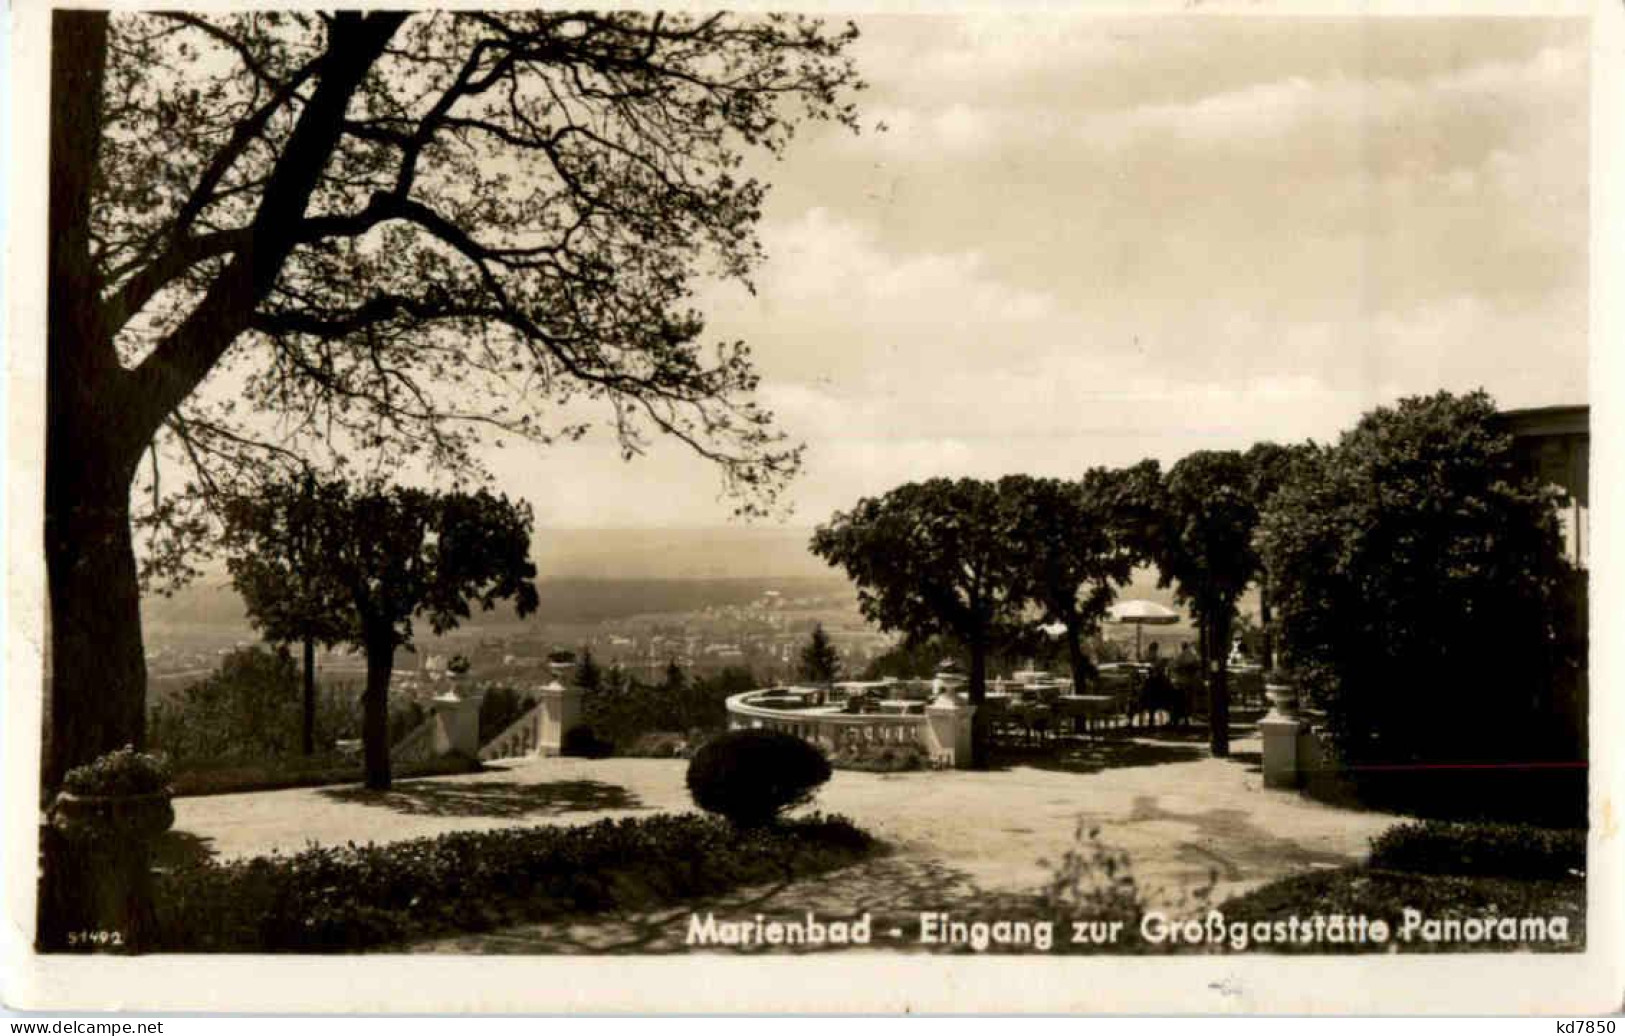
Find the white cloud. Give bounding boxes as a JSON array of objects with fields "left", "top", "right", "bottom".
[{"left": 198, "top": 17, "right": 1590, "bottom": 531}]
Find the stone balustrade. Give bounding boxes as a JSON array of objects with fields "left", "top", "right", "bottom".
[
  {"left": 479, "top": 703, "right": 543, "bottom": 761},
  {"left": 725, "top": 689, "right": 975, "bottom": 768},
  {"left": 478, "top": 681, "right": 584, "bottom": 761}
]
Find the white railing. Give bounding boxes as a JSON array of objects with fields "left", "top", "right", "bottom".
[
  {"left": 390, "top": 717, "right": 435, "bottom": 764},
  {"left": 725, "top": 690, "right": 930, "bottom": 754},
  {"left": 479, "top": 702, "right": 544, "bottom": 761}
]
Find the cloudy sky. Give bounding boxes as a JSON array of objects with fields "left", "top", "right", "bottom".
[{"left": 489, "top": 14, "right": 1591, "bottom": 530}]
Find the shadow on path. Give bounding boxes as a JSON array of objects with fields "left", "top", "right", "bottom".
[
  {"left": 319, "top": 778, "right": 643, "bottom": 819},
  {"left": 152, "top": 829, "right": 218, "bottom": 870},
  {"left": 1228, "top": 749, "right": 1264, "bottom": 775},
  {"left": 1126, "top": 795, "right": 1354, "bottom": 880},
  {"left": 403, "top": 854, "right": 1044, "bottom": 955},
  {"left": 992, "top": 737, "right": 1204, "bottom": 775}
]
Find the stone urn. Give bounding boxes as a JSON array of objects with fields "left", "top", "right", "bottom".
[
  {"left": 38, "top": 751, "right": 175, "bottom": 954},
  {"left": 50, "top": 789, "right": 175, "bottom": 843},
  {"left": 1262, "top": 674, "right": 1299, "bottom": 721}
]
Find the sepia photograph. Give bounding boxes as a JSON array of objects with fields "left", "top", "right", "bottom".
[{"left": 2, "top": 0, "right": 1619, "bottom": 1016}]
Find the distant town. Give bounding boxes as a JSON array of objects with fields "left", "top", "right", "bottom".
[{"left": 137, "top": 574, "right": 893, "bottom": 706}]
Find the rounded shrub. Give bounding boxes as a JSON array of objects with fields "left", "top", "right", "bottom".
[
  {"left": 62, "top": 746, "right": 173, "bottom": 797},
  {"left": 685, "top": 729, "right": 832, "bottom": 828}
]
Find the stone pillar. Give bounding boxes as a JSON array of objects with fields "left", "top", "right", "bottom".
[
  {"left": 1259, "top": 682, "right": 1302, "bottom": 789},
  {"left": 924, "top": 695, "right": 976, "bottom": 769},
  {"left": 430, "top": 691, "right": 482, "bottom": 758},
  {"left": 536, "top": 680, "right": 584, "bottom": 756}
]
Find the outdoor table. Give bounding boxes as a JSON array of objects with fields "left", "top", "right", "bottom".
[{"left": 1056, "top": 694, "right": 1118, "bottom": 734}]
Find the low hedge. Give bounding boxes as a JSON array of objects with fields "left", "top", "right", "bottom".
[
  {"left": 152, "top": 812, "right": 874, "bottom": 951},
  {"left": 169, "top": 754, "right": 481, "bottom": 798},
  {"left": 1368, "top": 820, "right": 1585, "bottom": 880}
]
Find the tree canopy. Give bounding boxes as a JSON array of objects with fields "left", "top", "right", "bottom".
[
  {"left": 221, "top": 478, "right": 539, "bottom": 787},
  {"left": 43, "top": 9, "right": 864, "bottom": 788},
  {"left": 1255, "top": 390, "right": 1571, "bottom": 764},
  {"left": 95, "top": 11, "right": 864, "bottom": 516},
  {"left": 811, "top": 478, "right": 1028, "bottom": 767},
  {"left": 219, "top": 473, "right": 355, "bottom": 754},
  {"left": 998, "top": 475, "right": 1131, "bottom": 693},
  {"left": 220, "top": 474, "right": 356, "bottom": 645},
  {"left": 1154, "top": 450, "right": 1260, "bottom": 756}
]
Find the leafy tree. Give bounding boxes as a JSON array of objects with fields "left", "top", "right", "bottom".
[
  {"left": 1082, "top": 460, "right": 1169, "bottom": 569},
  {"left": 661, "top": 659, "right": 687, "bottom": 696},
  {"left": 1255, "top": 391, "right": 1571, "bottom": 765},
  {"left": 1242, "top": 441, "right": 1312, "bottom": 670},
  {"left": 811, "top": 478, "right": 1027, "bottom": 767},
  {"left": 43, "top": 10, "right": 862, "bottom": 790},
  {"left": 148, "top": 646, "right": 303, "bottom": 762},
  {"left": 1156, "top": 451, "right": 1261, "bottom": 758},
  {"left": 219, "top": 473, "right": 356, "bottom": 755},
  {"left": 797, "top": 623, "right": 842, "bottom": 685},
  {"left": 999, "top": 475, "right": 1133, "bottom": 694},
  {"left": 861, "top": 636, "right": 962, "bottom": 681},
  {"left": 573, "top": 647, "right": 603, "bottom": 694},
  {"left": 221, "top": 479, "right": 538, "bottom": 788},
  {"left": 581, "top": 666, "right": 755, "bottom": 749}
]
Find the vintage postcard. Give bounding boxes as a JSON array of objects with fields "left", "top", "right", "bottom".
[{"left": 3, "top": 0, "right": 1620, "bottom": 1015}]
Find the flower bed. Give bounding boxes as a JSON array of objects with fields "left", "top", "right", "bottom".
[
  {"left": 830, "top": 740, "right": 931, "bottom": 773},
  {"left": 152, "top": 812, "right": 875, "bottom": 952}
]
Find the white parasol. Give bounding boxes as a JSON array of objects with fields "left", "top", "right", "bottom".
[{"left": 1108, "top": 599, "right": 1181, "bottom": 661}]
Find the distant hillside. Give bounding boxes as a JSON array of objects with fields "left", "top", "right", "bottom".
[
  {"left": 138, "top": 528, "right": 1256, "bottom": 632},
  {"left": 143, "top": 575, "right": 855, "bottom": 632},
  {"left": 530, "top": 527, "right": 831, "bottom": 579},
  {"left": 143, "top": 525, "right": 835, "bottom": 629},
  {"left": 525, "top": 576, "right": 852, "bottom": 624}
]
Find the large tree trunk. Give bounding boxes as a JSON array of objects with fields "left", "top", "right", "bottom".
[
  {"left": 302, "top": 636, "right": 317, "bottom": 756},
  {"left": 1208, "top": 610, "right": 1233, "bottom": 758},
  {"left": 361, "top": 634, "right": 394, "bottom": 790},
  {"left": 967, "top": 635, "right": 990, "bottom": 769},
  {"left": 44, "top": 470, "right": 147, "bottom": 791},
  {"left": 43, "top": 10, "right": 152, "bottom": 794}
]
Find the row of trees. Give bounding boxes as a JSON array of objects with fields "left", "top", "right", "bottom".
[
  {"left": 580, "top": 661, "right": 759, "bottom": 752},
  {"left": 813, "top": 391, "right": 1578, "bottom": 771},
  {"left": 221, "top": 479, "right": 539, "bottom": 789},
  {"left": 813, "top": 468, "right": 1169, "bottom": 767}
]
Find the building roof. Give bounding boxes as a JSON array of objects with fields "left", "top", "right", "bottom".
[{"left": 1494, "top": 404, "right": 1589, "bottom": 439}]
